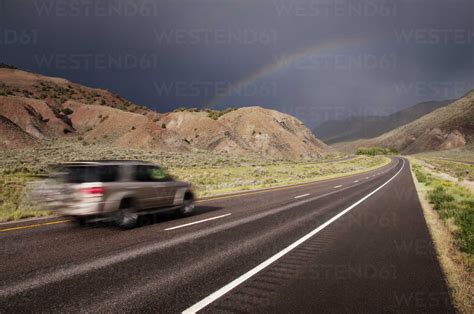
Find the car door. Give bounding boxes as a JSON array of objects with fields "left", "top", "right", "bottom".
[
  {"left": 133, "top": 165, "right": 160, "bottom": 210},
  {"left": 147, "top": 166, "right": 178, "bottom": 207}
]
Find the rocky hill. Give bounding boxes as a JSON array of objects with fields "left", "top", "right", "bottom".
[
  {"left": 314, "top": 100, "right": 452, "bottom": 144},
  {"left": 0, "top": 68, "right": 333, "bottom": 160},
  {"left": 334, "top": 91, "right": 474, "bottom": 154}
]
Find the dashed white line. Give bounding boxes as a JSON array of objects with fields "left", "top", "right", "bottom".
[
  {"left": 353, "top": 180, "right": 359, "bottom": 183},
  {"left": 365, "top": 177, "right": 369, "bottom": 179},
  {"left": 183, "top": 159, "right": 405, "bottom": 313},
  {"left": 164, "top": 213, "right": 231, "bottom": 231},
  {"left": 334, "top": 185, "right": 343, "bottom": 188},
  {"left": 294, "top": 193, "right": 310, "bottom": 199}
]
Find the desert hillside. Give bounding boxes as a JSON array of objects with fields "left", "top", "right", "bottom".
[
  {"left": 0, "top": 68, "right": 333, "bottom": 160},
  {"left": 334, "top": 91, "right": 474, "bottom": 154},
  {"left": 314, "top": 100, "right": 452, "bottom": 144}
]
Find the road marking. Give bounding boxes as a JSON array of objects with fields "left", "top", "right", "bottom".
[
  {"left": 333, "top": 185, "right": 343, "bottom": 188},
  {"left": 0, "top": 215, "right": 58, "bottom": 226},
  {"left": 164, "top": 214, "right": 231, "bottom": 231},
  {"left": 0, "top": 220, "right": 70, "bottom": 233},
  {"left": 183, "top": 159, "right": 405, "bottom": 313},
  {"left": 353, "top": 180, "right": 359, "bottom": 183},
  {"left": 365, "top": 177, "right": 369, "bottom": 179},
  {"left": 294, "top": 194, "right": 310, "bottom": 199}
]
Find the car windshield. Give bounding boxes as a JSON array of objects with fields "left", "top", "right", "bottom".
[{"left": 59, "top": 165, "right": 119, "bottom": 183}]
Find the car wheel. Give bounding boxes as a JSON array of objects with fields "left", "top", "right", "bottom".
[
  {"left": 73, "top": 217, "right": 88, "bottom": 226},
  {"left": 115, "top": 201, "right": 138, "bottom": 229},
  {"left": 177, "top": 196, "right": 195, "bottom": 216}
]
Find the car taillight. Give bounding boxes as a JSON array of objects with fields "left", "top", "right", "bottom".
[{"left": 80, "top": 187, "right": 105, "bottom": 195}]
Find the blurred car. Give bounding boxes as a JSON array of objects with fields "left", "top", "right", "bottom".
[{"left": 32, "top": 160, "right": 195, "bottom": 228}]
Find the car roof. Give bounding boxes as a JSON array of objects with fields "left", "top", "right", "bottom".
[{"left": 57, "top": 160, "right": 158, "bottom": 166}]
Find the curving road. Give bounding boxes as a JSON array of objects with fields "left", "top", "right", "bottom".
[{"left": 0, "top": 158, "right": 454, "bottom": 313}]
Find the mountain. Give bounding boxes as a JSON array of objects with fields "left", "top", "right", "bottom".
[
  {"left": 314, "top": 100, "right": 453, "bottom": 144},
  {"left": 334, "top": 91, "right": 474, "bottom": 154},
  {"left": 0, "top": 68, "right": 333, "bottom": 159}
]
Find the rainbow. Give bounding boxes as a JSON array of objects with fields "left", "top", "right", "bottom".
[{"left": 207, "top": 32, "right": 386, "bottom": 106}]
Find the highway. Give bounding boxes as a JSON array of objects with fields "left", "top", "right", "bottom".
[{"left": 0, "top": 158, "right": 454, "bottom": 313}]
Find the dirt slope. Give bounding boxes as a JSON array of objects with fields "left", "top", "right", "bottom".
[
  {"left": 0, "top": 115, "right": 37, "bottom": 149},
  {"left": 160, "top": 107, "right": 332, "bottom": 159},
  {"left": 0, "top": 68, "right": 159, "bottom": 120},
  {"left": 0, "top": 96, "right": 74, "bottom": 138},
  {"left": 335, "top": 91, "right": 474, "bottom": 154}
]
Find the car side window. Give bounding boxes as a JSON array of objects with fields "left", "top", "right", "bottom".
[
  {"left": 135, "top": 165, "right": 169, "bottom": 182},
  {"left": 135, "top": 165, "right": 152, "bottom": 182},
  {"left": 149, "top": 167, "right": 168, "bottom": 181}
]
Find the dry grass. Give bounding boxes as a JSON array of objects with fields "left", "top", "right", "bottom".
[
  {"left": 421, "top": 158, "right": 474, "bottom": 182},
  {"left": 413, "top": 144, "right": 474, "bottom": 163},
  {"left": 173, "top": 155, "right": 389, "bottom": 197},
  {"left": 0, "top": 140, "right": 389, "bottom": 222}
]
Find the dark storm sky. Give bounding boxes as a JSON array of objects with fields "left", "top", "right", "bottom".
[{"left": 1, "top": 0, "right": 473, "bottom": 126}]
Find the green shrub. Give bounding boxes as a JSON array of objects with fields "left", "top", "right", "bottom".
[
  {"left": 205, "top": 107, "right": 237, "bottom": 120},
  {"left": 356, "top": 147, "right": 399, "bottom": 156},
  {"left": 429, "top": 186, "right": 454, "bottom": 210},
  {"left": 0, "top": 63, "right": 17, "bottom": 69},
  {"left": 61, "top": 108, "right": 74, "bottom": 115}
]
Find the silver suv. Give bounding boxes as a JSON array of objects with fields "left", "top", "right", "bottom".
[{"left": 37, "top": 160, "right": 195, "bottom": 228}]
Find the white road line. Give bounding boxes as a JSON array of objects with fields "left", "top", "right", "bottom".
[
  {"left": 333, "top": 185, "right": 343, "bottom": 188},
  {"left": 164, "top": 214, "right": 231, "bottom": 231},
  {"left": 183, "top": 159, "right": 405, "bottom": 313},
  {"left": 294, "top": 193, "right": 310, "bottom": 199},
  {"left": 353, "top": 180, "right": 359, "bottom": 183},
  {"left": 365, "top": 177, "right": 369, "bottom": 179}
]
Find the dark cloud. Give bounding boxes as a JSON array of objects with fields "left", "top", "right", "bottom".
[{"left": 1, "top": 0, "right": 473, "bottom": 126}]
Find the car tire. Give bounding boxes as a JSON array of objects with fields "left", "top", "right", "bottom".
[
  {"left": 176, "top": 194, "right": 195, "bottom": 216},
  {"left": 115, "top": 200, "right": 138, "bottom": 229},
  {"left": 73, "top": 217, "right": 89, "bottom": 226}
]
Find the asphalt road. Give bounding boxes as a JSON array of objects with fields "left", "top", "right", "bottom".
[{"left": 0, "top": 158, "right": 454, "bottom": 313}]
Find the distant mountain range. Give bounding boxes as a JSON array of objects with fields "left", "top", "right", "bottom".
[
  {"left": 0, "top": 68, "right": 333, "bottom": 160},
  {"left": 314, "top": 100, "right": 453, "bottom": 144},
  {"left": 334, "top": 91, "right": 474, "bottom": 154}
]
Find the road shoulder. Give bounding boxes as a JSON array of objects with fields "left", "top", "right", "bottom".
[{"left": 409, "top": 160, "right": 473, "bottom": 314}]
